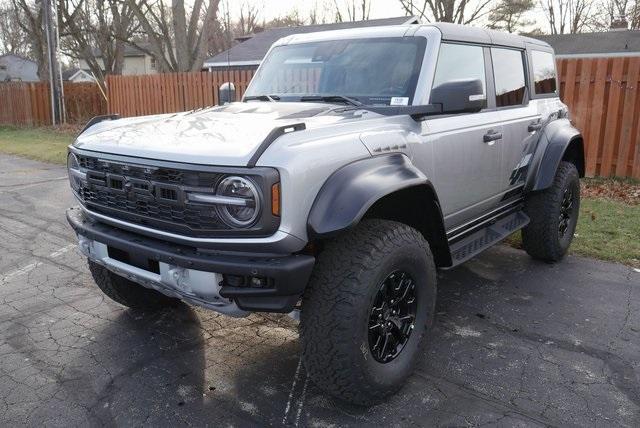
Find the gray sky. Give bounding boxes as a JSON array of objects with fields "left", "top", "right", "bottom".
[
  {"left": 221, "top": 0, "right": 550, "bottom": 33},
  {"left": 222, "top": 0, "right": 407, "bottom": 22}
]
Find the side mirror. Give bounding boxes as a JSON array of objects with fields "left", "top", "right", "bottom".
[
  {"left": 218, "top": 82, "right": 236, "bottom": 105},
  {"left": 429, "top": 79, "right": 486, "bottom": 114}
]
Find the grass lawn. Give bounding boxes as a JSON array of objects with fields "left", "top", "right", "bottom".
[
  {"left": 0, "top": 125, "right": 76, "bottom": 165},
  {"left": 1, "top": 125, "right": 638, "bottom": 267},
  {"left": 507, "top": 196, "right": 640, "bottom": 268}
]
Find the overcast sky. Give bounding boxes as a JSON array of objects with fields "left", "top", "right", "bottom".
[
  {"left": 222, "top": 0, "right": 407, "bottom": 22},
  {"left": 221, "top": 0, "right": 550, "bottom": 33}
]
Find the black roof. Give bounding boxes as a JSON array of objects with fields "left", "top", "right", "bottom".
[
  {"left": 204, "top": 16, "right": 418, "bottom": 66},
  {"left": 533, "top": 30, "right": 640, "bottom": 56}
]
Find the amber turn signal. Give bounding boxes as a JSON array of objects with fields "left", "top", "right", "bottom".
[{"left": 271, "top": 183, "right": 280, "bottom": 216}]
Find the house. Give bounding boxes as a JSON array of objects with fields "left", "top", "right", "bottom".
[
  {"left": 0, "top": 54, "right": 39, "bottom": 82},
  {"left": 203, "top": 16, "right": 420, "bottom": 71},
  {"left": 534, "top": 29, "right": 640, "bottom": 58},
  {"left": 78, "top": 43, "right": 158, "bottom": 76},
  {"left": 62, "top": 67, "right": 95, "bottom": 82}
]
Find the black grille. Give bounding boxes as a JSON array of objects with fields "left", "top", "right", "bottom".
[{"left": 76, "top": 154, "right": 237, "bottom": 236}]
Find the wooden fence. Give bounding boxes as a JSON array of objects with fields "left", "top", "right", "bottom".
[
  {"left": 106, "top": 69, "right": 254, "bottom": 117},
  {"left": 1, "top": 57, "right": 640, "bottom": 178},
  {"left": 0, "top": 82, "right": 106, "bottom": 126},
  {"left": 558, "top": 56, "right": 640, "bottom": 178}
]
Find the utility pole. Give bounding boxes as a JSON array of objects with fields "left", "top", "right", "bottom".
[{"left": 43, "top": 0, "right": 63, "bottom": 125}]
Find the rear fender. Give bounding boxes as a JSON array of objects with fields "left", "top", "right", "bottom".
[{"left": 525, "top": 118, "right": 584, "bottom": 192}]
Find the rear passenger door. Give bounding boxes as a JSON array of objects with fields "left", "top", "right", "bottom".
[
  {"left": 412, "top": 43, "right": 504, "bottom": 229},
  {"left": 491, "top": 47, "right": 542, "bottom": 196}
]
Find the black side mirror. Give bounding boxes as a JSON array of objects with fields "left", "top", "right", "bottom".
[
  {"left": 430, "top": 79, "right": 486, "bottom": 114},
  {"left": 218, "top": 82, "right": 236, "bottom": 104}
]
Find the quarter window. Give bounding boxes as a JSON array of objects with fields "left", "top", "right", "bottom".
[
  {"left": 531, "top": 50, "right": 557, "bottom": 95},
  {"left": 431, "top": 43, "right": 487, "bottom": 109},
  {"left": 491, "top": 48, "right": 526, "bottom": 107}
]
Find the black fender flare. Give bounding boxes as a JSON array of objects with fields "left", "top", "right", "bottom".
[
  {"left": 525, "top": 118, "right": 584, "bottom": 192},
  {"left": 307, "top": 154, "right": 444, "bottom": 239}
]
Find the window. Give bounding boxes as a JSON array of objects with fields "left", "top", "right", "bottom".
[
  {"left": 431, "top": 43, "right": 487, "bottom": 109},
  {"left": 491, "top": 48, "right": 526, "bottom": 107},
  {"left": 244, "top": 37, "right": 426, "bottom": 105},
  {"left": 531, "top": 50, "right": 557, "bottom": 95},
  {"left": 150, "top": 57, "right": 157, "bottom": 70}
]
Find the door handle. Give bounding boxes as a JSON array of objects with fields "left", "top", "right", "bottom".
[
  {"left": 528, "top": 121, "right": 543, "bottom": 132},
  {"left": 483, "top": 130, "right": 502, "bottom": 143}
]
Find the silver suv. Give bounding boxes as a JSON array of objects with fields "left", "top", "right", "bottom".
[{"left": 66, "top": 22, "right": 584, "bottom": 405}]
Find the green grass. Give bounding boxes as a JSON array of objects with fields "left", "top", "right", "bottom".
[
  {"left": 507, "top": 198, "right": 640, "bottom": 268},
  {"left": 0, "top": 125, "right": 75, "bottom": 164}
]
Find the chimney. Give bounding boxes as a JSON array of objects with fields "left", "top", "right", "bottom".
[{"left": 610, "top": 15, "right": 628, "bottom": 31}]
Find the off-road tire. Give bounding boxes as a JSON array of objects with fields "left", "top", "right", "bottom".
[
  {"left": 522, "top": 161, "right": 580, "bottom": 262},
  {"left": 88, "top": 260, "right": 178, "bottom": 309},
  {"left": 300, "top": 219, "right": 437, "bottom": 406}
]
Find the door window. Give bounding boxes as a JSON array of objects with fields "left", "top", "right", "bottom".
[
  {"left": 431, "top": 43, "right": 487, "bottom": 110},
  {"left": 531, "top": 50, "right": 557, "bottom": 95},
  {"left": 491, "top": 48, "right": 527, "bottom": 107}
]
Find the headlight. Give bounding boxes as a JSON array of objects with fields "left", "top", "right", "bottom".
[
  {"left": 67, "top": 152, "right": 85, "bottom": 192},
  {"left": 215, "top": 176, "right": 261, "bottom": 227}
]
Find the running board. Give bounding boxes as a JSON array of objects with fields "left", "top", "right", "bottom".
[{"left": 446, "top": 210, "right": 530, "bottom": 268}]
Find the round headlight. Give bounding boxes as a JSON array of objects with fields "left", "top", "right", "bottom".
[
  {"left": 216, "top": 176, "right": 261, "bottom": 227},
  {"left": 67, "top": 152, "right": 81, "bottom": 192}
]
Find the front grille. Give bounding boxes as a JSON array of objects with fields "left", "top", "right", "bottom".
[{"left": 75, "top": 154, "right": 258, "bottom": 237}]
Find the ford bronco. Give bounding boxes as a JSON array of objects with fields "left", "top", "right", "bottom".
[{"left": 66, "top": 22, "right": 584, "bottom": 405}]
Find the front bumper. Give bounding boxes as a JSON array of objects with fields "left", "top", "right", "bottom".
[{"left": 67, "top": 207, "right": 315, "bottom": 314}]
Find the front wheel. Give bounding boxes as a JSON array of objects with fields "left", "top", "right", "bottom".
[
  {"left": 522, "top": 161, "right": 580, "bottom": 262},
  {"left": 300, "top": 220, "right": 437, "bottom": 405}
]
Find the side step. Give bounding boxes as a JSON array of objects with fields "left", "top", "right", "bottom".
[{"left": 447, "top": 210, "right": 530, "bottom": 268}]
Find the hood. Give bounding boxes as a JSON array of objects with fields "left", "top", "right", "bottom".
[{"left": 74, "top": 102, "right": 370, "bottom": 166}]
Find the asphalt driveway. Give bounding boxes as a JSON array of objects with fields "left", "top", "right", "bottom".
[{"left": 0, "top": 153, "right": 638, "bottom": 427}]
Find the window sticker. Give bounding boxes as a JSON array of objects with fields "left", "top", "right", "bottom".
[{"left": 390, "top": 97, "right": 409, "bottom": 106}]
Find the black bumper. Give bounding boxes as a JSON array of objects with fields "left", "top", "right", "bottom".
[{"left": 66, "top": 207, "right": 315, "bottom": 312}]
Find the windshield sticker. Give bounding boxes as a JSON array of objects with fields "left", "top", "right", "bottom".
[{"left": 390, "top": 97, "right": 409, "bottom": 106}]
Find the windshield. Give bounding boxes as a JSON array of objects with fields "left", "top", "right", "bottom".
[{"left": 244, "top": 37, "right": 427, "bottom": 106}]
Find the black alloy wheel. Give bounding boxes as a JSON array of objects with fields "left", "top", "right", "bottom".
[{"left": 368, "top": 271, "right": 417, "bottom": 363}]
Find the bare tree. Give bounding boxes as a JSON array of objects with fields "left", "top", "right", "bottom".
[
  {"left": 57, "top": 0, "right": 138, "bottom": 90},
  {"left": 333, "top": 0, "right": 371, "bottom": 22},
  {"left": 398, "top": 0, "right": 494, "bottom": 24},
  {"left": 128, "top": 0, "right": 221, "bottom": 72},
  {"left": 10, "top": 0, "right": 49, "bottom": 79},
  {"left": 592, "top": 0, "right": 639, "bottom": 29},
  {"left": 540, "top": 0, "right": 595, "bottom": 34},
  {"left": 236, "top": 1, "right": 261, "bottom": 34},
  {"left": 0, "top": 3, "right": 30, "bottom": 55},
  {"left": 264, "top": 10, "right": 306, "bottom": 29},
  {"left": 487, "top": 0, "right": 535, "bottom": 32}
]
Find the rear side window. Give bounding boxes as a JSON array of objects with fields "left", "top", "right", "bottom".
[
  {"left": 491, "top": 48, "right": 527, "bottom": 107},
  {"left": 531, "top": 50, "right": 557, "bottom": 95},
  {"left": 431, "top": 43, "right": 487, "bottom": 109}
]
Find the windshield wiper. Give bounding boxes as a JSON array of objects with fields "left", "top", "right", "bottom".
[
  {"left": 244, "top": 94, "right": 281, "bottom": 102},
  {"left": 299, "top": 95, "right": 362, "bottom": 106}
]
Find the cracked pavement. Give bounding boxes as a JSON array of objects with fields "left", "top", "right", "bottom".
[{"left": 0, "top": 153, "right": 639, "bottom": 427}]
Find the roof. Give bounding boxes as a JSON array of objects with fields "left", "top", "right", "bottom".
[
  {"left": 91, "top": 42, "right": 151, "bottom": 58},
  {"left": 204, "top": 16, "right": 419, "bottom": 67},
  {"left": 533, "top": 30, "right": 640, "bottom": 57},
  {"left": 0, "top": 53, "right": 36, "bottom": 64},
  {"left": 62, "top": 67, "right": 93, "bottom": 80}
]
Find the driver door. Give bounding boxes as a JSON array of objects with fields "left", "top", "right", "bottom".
[{"left": 410, "top": 43, "right": 504, "bottom": 230}]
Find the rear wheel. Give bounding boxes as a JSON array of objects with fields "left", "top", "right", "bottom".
[
  {"left": 300, "top": 220, "right": 437, "bottom": 405},
  {"left": 522, "top": 161, "right": 580, "bottom": 262},
  {"left": 88, "top": 260, "right": 178, "bottom": 309}
]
